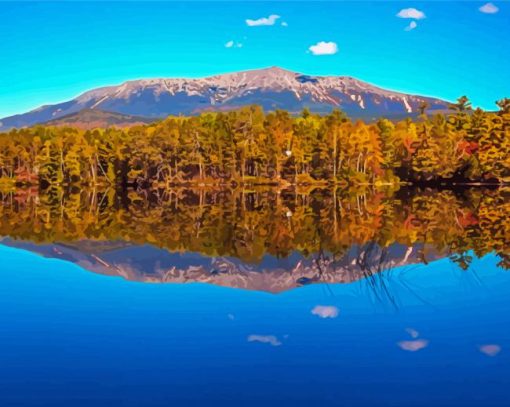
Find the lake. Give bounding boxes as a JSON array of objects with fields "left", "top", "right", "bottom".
[{"left": 0, "top": 186, "right": 509, "bottom": 406}]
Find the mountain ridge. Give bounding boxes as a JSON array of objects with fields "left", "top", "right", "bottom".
[
  {"left": 43, "top": 108, "right": 157, "bottom": 129},
  {"left": 0, "top": 67, "right": 450, "bottom": 130}
]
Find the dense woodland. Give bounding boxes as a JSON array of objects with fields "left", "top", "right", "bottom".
[
  {"left": 0, "top": 97, "right": 509, "bottom": 188},
  {"left": 0, "top": 186, "right": 508, "bottom": 269}
]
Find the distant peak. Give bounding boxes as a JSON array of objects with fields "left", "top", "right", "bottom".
[
  {"left": 264, "top": 66, "right": 294, "bottom": 72},
  {"left": 237, "top": 66, "right": 298, "bottom": 76}
]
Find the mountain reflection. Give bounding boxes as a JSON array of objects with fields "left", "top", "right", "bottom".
[{"left": 0, "top": 186, "right": 508, "bottom": 292}]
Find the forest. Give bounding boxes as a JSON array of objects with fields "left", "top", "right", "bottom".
[{"left": 0, "top": 97, "right": 509, "bottom": 189}]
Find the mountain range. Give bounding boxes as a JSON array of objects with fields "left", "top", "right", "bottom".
[{"left": 0, "top": 67, "right": 450, "bottom": 130}]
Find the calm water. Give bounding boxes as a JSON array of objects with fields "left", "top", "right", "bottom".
[{"left": 0, "top": 187, "right": 509, "bottom": 406}]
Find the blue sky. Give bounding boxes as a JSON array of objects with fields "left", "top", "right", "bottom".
[{"left": 0, "top": 1, "right": 509, "bottom": 117}]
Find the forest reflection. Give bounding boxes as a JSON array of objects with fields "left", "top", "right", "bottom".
[{"left": 0, "top": 186, "right": 508, "bottom": 272}]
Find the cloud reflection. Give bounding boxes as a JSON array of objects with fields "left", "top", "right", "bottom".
[
  {"left": 311, "top": 305, "right": 339, "bottom": 318},
  {"left": 479, "top": 344, "right": 501, "bottom": 357},
  {"left": 247, "top": 335, "right": 282, "bottom": 346},
  {"left": 398, "top": 339, "right": 429, "bottom": 352},
  {"left": 405, "top": 328, "right": 420, "bottom": 339}
]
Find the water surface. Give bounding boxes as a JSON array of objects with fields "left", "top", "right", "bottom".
[{"left": 0, "top": 187, "right": 509, "bottom": 406}]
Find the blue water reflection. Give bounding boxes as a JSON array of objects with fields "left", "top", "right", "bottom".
[{"left": 0, "top": 245, "right": 509, "bottom": 406}]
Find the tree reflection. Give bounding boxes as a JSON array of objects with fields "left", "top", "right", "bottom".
[{"left": 0, "top": 186, "right": 507, "bottom": 269}]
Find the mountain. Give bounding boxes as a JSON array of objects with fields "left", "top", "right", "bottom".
[
  {"left": 43, "top": 108, "right": 157, "bottom": 129},
  {"left": 0, "top": 67, "right": 449, "bottom": 130},
  {"left": 0, "top": 238, "right": 446, "bottom": 293}
]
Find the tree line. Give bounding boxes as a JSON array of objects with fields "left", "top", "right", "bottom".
[{"left": 0, "top": 96, "right": 509, "bottom": 188}]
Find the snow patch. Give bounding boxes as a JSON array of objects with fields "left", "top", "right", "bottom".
[
  {"left": 358, "top": 95, "right": 365, "bottom": 109},
  {"left": 163, "top": 80, "right": 174, "bottom": 95},
  {"left": 402, "top": 97, "right": 412, "bottom": 113},
  {"left": 402, "top": 246, "right": 413, "bottom": 263},
  {"left": 90, "top": 95, "right": 110, "bottom": 109}
]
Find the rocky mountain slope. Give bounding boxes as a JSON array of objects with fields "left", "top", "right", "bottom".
[{"left": 0, "top": 67, "right": 449, "bottom": 130}]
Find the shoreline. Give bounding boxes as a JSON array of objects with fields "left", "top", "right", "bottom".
[{"left": 1, "top": 179, "right": 508, "bottom": 194}]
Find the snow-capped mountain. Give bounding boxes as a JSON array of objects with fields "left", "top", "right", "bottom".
[{"left": 0, "top": 67, "right": 449, "bottom": 130}]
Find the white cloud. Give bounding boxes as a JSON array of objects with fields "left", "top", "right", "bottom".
[
  {"left": 405, "top": 21, "right": 418, "bottom": 31},
  {"left": 479, "top": 3, "right": 499, "bottom": 14},
  {"left": 247, "top": 334, "right": 282, "bottom": 346},
  {"left": 397, "top": 8, "right": 426, "bottom": 20},
  {"left": 225, "top": 40, "right": 243, "bottom": 49},
  {"left": 308, "top": 41, "right": 338, "bottom": 56},
  {"left": 479, "top": 344, "right": 501, "bottom": 356},
  {"left": 281, "top": 21, "right": 288, "bottom": 27},
  {"left": 246, "top": 14, "right": 280, "bottom": 27},
  {"left": 311, "top": 305, "right": 340, "bottom": 318},
  {"left": 397, "top": 339, "right": 429, "bottom": 351}
]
